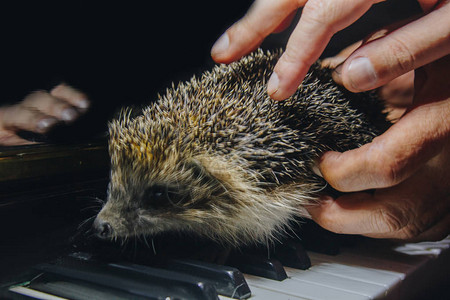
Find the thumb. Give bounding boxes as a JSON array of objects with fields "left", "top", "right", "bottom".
[{"left": 334, "top": 1, "right": 450, "bottom": 92}]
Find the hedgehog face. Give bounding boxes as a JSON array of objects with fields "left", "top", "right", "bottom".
[{"left": 93, "top": 152, "right": 242, "bottom": 242}]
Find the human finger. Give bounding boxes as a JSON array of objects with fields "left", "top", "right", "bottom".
[
  {"left": 334, "top": 1, "right": 450, "bottom": 92},
  {"left": 0, "top": 104, "right": 58, "bottom": 134},
  {"left": 21, "top": 90, "right": 80, "bottom": 123},
  {"left": 0, "top": 133, "right": 34, "bottom": 146},
  {"left": 50, "top": 83, "right": 90, "bottom": 112},
  {"left": 308, "top": 161, "right": 449, "bottom": 241},
  {"left": 318, "top": 55, "right": 450, "bottom": 192},
  {"left": 307, "top": 193, "right": 391, "bottom": 236},
  {"left": 308, "top": 192, "right": 449, "bottom": 240},
  {"left": 211, "top": 0, "right": 305, "bottom": 64},
  {"left": 311, "top": 120, "right": 450, "bottom": 240},
  {"left": 318, "top": 99, "right": 449, "bottom": 192},
  {"left": 419, "top": 0, "right": 442, "bottom": 12},
  {"left": 268, "top": 0, "right": 383, "bottom": 100}
]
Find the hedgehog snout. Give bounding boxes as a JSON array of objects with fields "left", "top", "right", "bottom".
[{"left": 92, "top": 216, "right": 114, "bottom": 240}]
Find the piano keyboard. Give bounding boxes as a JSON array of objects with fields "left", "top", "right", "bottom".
[
  {"left": 4, "top": 236, "right": 449, "bottom": 300},
  {"left": 241, "top": 237, "right": 450, "bottom": 300}
]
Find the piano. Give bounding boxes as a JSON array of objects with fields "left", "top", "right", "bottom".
[{"left": 1, "top": 141, "right": 449, "bottom": 300}]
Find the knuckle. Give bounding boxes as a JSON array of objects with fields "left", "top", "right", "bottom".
[
  {"left": 367, "top": 141, "right": 403, "bottom": 187},
  {"left": 377, "top": 159, "right": 401, "bottom": 187},
  {"left": 22, "top": 90, "right": 48, "bottom": 104},
  {"left": 50, "top": 83, "right": 69, "bottom": 94},
  {"left": 385, "top": 35, "right": 415, "bottom": 75},
  {"left": 303, "top": 0, "right": 343, "bottom": 34},
  {"left": 303, "top": 0, "right": 331, "bottom": 28},
  {"left": 375, "top": 204, "right": 409, "bottom": 233},
  {"left": 237, "top": 16, "right": 265, "bottom": 43},
  {"left": 280, "top": 48, "right": 302, "bottom": 66}
]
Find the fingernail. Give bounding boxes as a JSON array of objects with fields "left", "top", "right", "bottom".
[
  {"left": 331, "top": 63, "right": 344, "bottom": 86},
  {"left": 334, "top": 62, "right": 343, "bottom": 75},
  {"left": 76, "top": 99, "right": 90, "bottom": 110},
  {"left": 60, "top": 108, "right": 78, "bottom": 122},
  {"left": 347, "top": 57, "right": 377, "bottom": 90},
  {"left": 36, "top": 118, "right": 57, "bottom": 132},
  {"left": 211, "top": 32, "right": 229, "bottom": 57},
  {"left": 267, "top": 72, "right": 279, "bottom": 97},
  {"left": 311, "top": 162, "right": 323, "bottom": 178}
]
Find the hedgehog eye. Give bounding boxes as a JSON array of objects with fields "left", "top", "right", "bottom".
[
  {"left": 144, "top": 184, "right": 186, "bottom": 209},
  {"left": 144, "top": 184, "right": 169, "bottom": 208}
]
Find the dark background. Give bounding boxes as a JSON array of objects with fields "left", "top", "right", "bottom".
[{"left": 0, "top": 0, "right": 421, "bottom": 142}]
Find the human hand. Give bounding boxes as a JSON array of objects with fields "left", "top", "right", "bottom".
[
  {"left": 307, "top": 55, "right": 450, "bottom": 242},
  {"left": 211, "top": 0, "right": 450, "bottom": 100},
  {"left": 212, "top": 0, "right": 450, "bottom": 241},
  {"left": 0, "top": 83, "right": 89, "bottom": 146}
]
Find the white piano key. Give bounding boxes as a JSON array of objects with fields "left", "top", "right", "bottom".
[
  {"left": 309, "top": 252, "right": 409, "bottom": 279},
  {"left": 394, "top": 239, "right": 450, "bottom": 256},
  {"left": 306, "top": 262, "right": 402, "bottom": 289},
  {"left": 393, "top": 246, "right": 443, "bottom": 256},
  {"left": 244, "top": 285, "right": 310, "bottom": 300},
  {"left": 438, "top": 235, "right": 450, "bottom": 244},
  {"left": 245, "top": 273, "right": 370, "bottom": 300},
  {"left": 285, "top": 267, "right": 387, "bottom": 299},
  {"left": 405, "top": 241, "right": 450, "bottom": 250},
  {"left": 344, "top": 243, "right": 430, "bottom": 268}
]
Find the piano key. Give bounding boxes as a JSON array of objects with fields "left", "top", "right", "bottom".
[
  {"left": 244, "top": 273, "right": 370, "bottom": 300},
  {"left": 35, "top": 261, "right": 218, "bottom": 300},
  {"left": 166, "top": 259, "right": 251, "bottom": 299},
  {"left": 108, "top": 262, "right": 220, "bottom": 300},
  {"left": 309, "top": 251, "right": 411, "bottom": 279},
  {"left": 272, "top": 240, "right": 311, "bottom": 270},
  {"left": 226, "top": 253, "right": 287, "bottom": 281},
  {"left": 9, "top": 286, "right": 69, "bottom": 300},
  {"left": 394, "top": 238, "right": 450, "bottom": 256},
  {"left": 285, "top": 267, "right": 387, "bottom": 299},
  {"left": 305, "top": 261, "right": 402, "bottom": 289},
  {"left": 341, "top": 239, "right": 430, "bottom": 269},
  {"left": 30, "top": 275, "right": 148, "bottom": 300},
  {"left": 240, "top": 285, "right": 309, "bottom": 300}
]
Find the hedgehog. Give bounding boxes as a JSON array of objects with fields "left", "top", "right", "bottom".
[{"left": 93, "top": 49, "right": 390, "bottom": 246}]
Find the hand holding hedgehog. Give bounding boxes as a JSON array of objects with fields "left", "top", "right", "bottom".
[{"left": 211, "top": 0, "right": 450, "bottom": 241}]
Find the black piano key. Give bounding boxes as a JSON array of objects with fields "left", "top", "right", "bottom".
[
  {"left": 273, "top": 240, "right": 311, "bottom": 270},
  {"left": 29, "top": 273, "right": 148, "bottom": 300},
  {"left": 109, "top": 262, "right": 220, "bottom": 300},
  {"left": 226, "top": 253, "right": 287, "bottom": 281},
  {"left": 35, "top": 260, "right": 219, "bottom": 300},
  {"left": 7, "top": 285, "right": 66, "bottom": 300},
  {"left": 166, "top": 259, "right": 251, "bottom": 299}
]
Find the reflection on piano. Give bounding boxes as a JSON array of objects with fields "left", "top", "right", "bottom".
[{"left": 1, "top": 142, "right": 449, "bottom": 300}]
